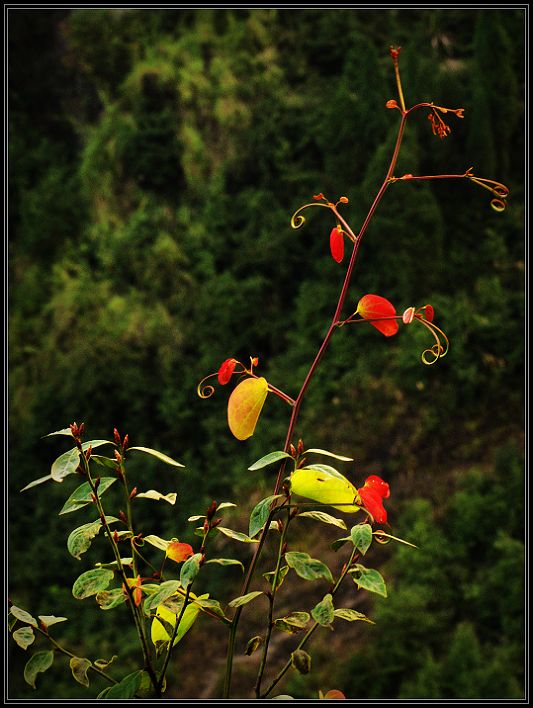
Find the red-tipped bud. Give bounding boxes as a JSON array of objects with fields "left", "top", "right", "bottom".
[
  {"left": 389, "top": 46, "right": 401, "bottom": 60},
  {"left": 129, "top": 486, "right": 137, "bottom": 500},
  {"left": 94, "top": 476, "right": 100, "bottom": 491},
  {"left": 338, "top": 196, "right": 349, "bottom": 204},
  {"left": 329, "top": 227, "right": 344, "bottom": 263},
  {"left": 211, "top": 517, "right": 223, "bottom": 528},
  {"left": 70, "top": 422, "right": 79, "bottom": 437},
  {"left": 79, "top": 423, "right": 85, "bottom": 437},
  {"left": 218, "top": 358, "right": 237, "bottom": 385},
  {"left": 289, "top": 443, "right": 297, "bottom": 458},
  {"left": 114, "top": 450, "right": 122, "bottom": 464},
  {"left": 113, "top": 428, "right": 121, "bottom": 446},
  {"left": 118, "top": 511, "right": 127, "bottom": 524},
  {"left": 85, "top": 446, "right": 93, "bottom": 461},
  {"left": 113, "top": 530, "right": 119, "bottom": 543},
  {"left": 203, "top": 518, "right": 210, "bottom": 533},
  {"left": 251, "top": 356, "right": 259, "bottom": 368},
  {"left": 277, "top": 518, "right": 284, "bottom": 533},
  {"left": 206, "top": 500, "right": 218, "bottom": 520},
  {"left": 122, "top": 434, "right": 129, "bottom": 450},
  {"left": 386, "top": 99, "right": 399, "bottom": 109},
  {"left": 297, "top": 439, "right": 304, "bottom": 455},
  {"left": 313, "top": 193, "right": 325, "bottom": 200}
]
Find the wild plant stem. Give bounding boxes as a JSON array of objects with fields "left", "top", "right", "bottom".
[
  {"left": 223, "top": 108, "right": 407, "bottom": 699},
  {"left": 156, "top": 584, "right": 193, "bottom": 694},
  {"left": 254, "top": 508, "right": 291, "bottom": 697},
  {"left": 259, "top": 546, "right": 359, "bottom": 698}
]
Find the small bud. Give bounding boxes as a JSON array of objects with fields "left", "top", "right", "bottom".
[
  {"left": 94, "top": 476, "right": 101, "bottom": 490},
  {"left": 114, "top": 450, "right": 122, "bottom": 464},
  {"left": 289, "top": 443, "right": 297, "bottom": 458},
  {"left": 118, "top": 511, "right": 128, "bottom": 524},
  {"left": 251, "top": 356, "right": 259, "bottom": 367},
  {"left": 90, "top": 493, "right": 97, "bottom": 504},
  {"left": 113, "top": 428, "right": 121, "bottom": 447},
  {"left": 206, "top": 500, "right": 218, "bottom": 520},
  {"left": 122, "top": 434, "right": 129, "bottom": 450},
  {"left": 116, "top": 467, "right": 124, "bottom": 482},
  {"left": 85, "top": 445, "right": 93, "bottom": 461},
  {"left": 277, "top": 518, "right": 284, "bottom": 533},
  {"left": 313, "top": 193, "right": 325, "bottom": 201},
  {"left": 203, "top": 519, "right": 210, "bottom": 533},
  {"left": 76, "top": 464, "right": 85, "bottom": 476},
  {"left": 199, "top": 554, "right": 206, "bottom": 567},
  {"left": 211, "top": 517, "right": 223, "bottom": 528},
  {"left": 281, "top": 542, "right": 288, "bottom": 556},
  {"left": 297, "top": 439, "right": 304, "bottom": 455},
  {"left": 389, "top": 46, "right": 401, "bottom": 60},
  {"left": 129, "top": 486, "right": 137, "bottom": 500},
  {"left": 78, "top": 423, "right": 85, "bottom": 437},
  {"left": 70, "top": 422, "right": 78, "bottom": 437},
  {"left": 386, "top": 99, "right": 399, "bottom": 110},
  {"left": 113, "top": 530, "right": 119, "bottom": 543},
  {"left": 297, "top": 457, "right": 307, "bottom": 468}
]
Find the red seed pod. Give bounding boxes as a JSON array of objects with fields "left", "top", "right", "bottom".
[
  {"left": 329, "top": 227, "right": 344, "bottom": 263},
  {"left": 113, "top": 428, "right": 121, "bottom": 447},
  {"left": 218, "top": 358, "right": 237, "bottom": 385}
]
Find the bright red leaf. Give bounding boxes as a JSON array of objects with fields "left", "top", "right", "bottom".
[
  {"left": 218, "top": 358, "right": 237, "bottom": 385},
  {"left": 357, "top": 475, "right": 390, "bottom": 523},
  {"left": 356, "top": 294, "right": 399, "bottom": 337},
  {"left": 329, "top": 227, "right": 344, "bottom": 263}
]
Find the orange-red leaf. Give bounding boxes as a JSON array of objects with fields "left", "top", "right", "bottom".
[
  {"left": 227, "top": 377, "right": 269, "bottom": 441},
  {"left": 218, "top": 358, "right": 237, "bottom": 385},
  {"left": 356, "top": 294, "right": 399, "bottom": 337},
  {"left": 424, "top": 304, "right": 435, "bottom": 322},
  {"left": 357, "top": 475, "right": 390, "bottom": 524},
  {"left": 329, "top": 228, "right": 344, "bottom": 263},
  {"left": 322, "top": 690, "right": 346, "bottom": 700},
  {"left": 166, "top": 541, "right": 194, "bottom": 564}
]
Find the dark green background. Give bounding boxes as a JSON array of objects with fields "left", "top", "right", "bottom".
[{"left": 8, "top": 8, "right": 525, "bottom": 699}]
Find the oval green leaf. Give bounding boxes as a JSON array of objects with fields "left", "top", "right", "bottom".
[
  {"left": 180, "top": 553, "right": 202, "bottom": 587},
  {"left": 205, "top": 558, "right": 244, "bottom": 571},
  {"left": 350, "top": 564, "right": 387, "bottom": 597},
  {"left": 24, "top": 650, "right": 54, "bottom": 688},
  {"left": 10, "top": 606, "right": 37, "bottom": 627},
  {"left": 298, "top": 511, "right": 347, "bottom": 530},
  {"left": 67, "top": 516, "right": 118, "bottom": 560},
  {"left": 311, "top": 593, "right": 335, "bottom": 626},
  {"left": 96, "top": 588, "right": 127, "bottom": 611},
  {"left": 13, "top": 626, "right": 35, "bottom": 650},
  {"left": 248, "top": 450, "right": 292, "bottom": 471},
  {"left": 228, "top": 591, "right": 264, "bottom": 608},
  {"left": 350, "top": 523, "right": 373, "bottom": 555},
  {"left": 72, "top": 568, "right": 114, "bottom": 599},
  {"left": 334, "top": 608, "right": 374, "bottom": 624},
  {"left": 59, "top": 477, "right": 117, "bottom": 515},
  {"left": 70, "top": 656, "right": 91, "bottom": 687},
  {"left": 51, "top": 441, "right": 111, "bottom": 482},
  {"left": 215, "top": 526, "right": 259, "bottom": 543},
  {"left": 249, "top": 494, "right": 283, "bottom": 538},
  {"left": 135, "top": 490, "right": 177, "bottom": 505},
  {"left": 127, "top": 446, "right": 184, "bottom": 467},
  {"left": 143, "top": 580, "right": 181, "bottom": 615},
  {"left": 38, "top": 615, "right": 68, "bottom": 629},
  {"left": 284, "top": 551, "right": 333, "bottom": 584},
  {"left": 290, "top": 467, "right": 359, "bottom": 512},
  {"left": 227, "top": 377, "right": 269, "bottom": 440},
  {"left": 104, "top": 670, "right": 143, "bottom": 699}
]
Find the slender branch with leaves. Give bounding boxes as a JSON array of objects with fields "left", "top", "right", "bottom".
[{"left": 9, "top": 46, "right": 509, "bottom": 700}]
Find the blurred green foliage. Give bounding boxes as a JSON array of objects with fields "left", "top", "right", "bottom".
[{"left": 8, "top": 8, "right": 524, "bottom": 699}]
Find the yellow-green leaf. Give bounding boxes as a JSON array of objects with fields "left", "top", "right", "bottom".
[
  {"left": 290, "top": 468, "right": 360, "bottom": 512},
  {"left": 227, "top": 377, "right": 268, "bottom": 440}
]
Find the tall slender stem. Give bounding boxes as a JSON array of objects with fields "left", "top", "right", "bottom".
[{"left": 223, "top": 107, "right": 408, "bottom": 699}]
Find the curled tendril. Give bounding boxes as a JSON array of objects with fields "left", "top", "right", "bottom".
[
  {"left": 197, "top": 373, "right": 218, "bottom": 399},
  {"left": 466, "top": 170, "right": 510, "bottom": 212},
  {"left": 416, "top": 318, "right": 449, "bottom": 365},
  {"left": 291, "top": 202, "right": 332, "bottom": 230},
  {"left": 373, "top": 530, "right": 392, "bottom": 545}
]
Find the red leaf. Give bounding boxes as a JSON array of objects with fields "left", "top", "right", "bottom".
[
  {"left": 218, "top": 358, "right": 237, "bottom": 385},
  {"left": 329, "top": 227, "right": 344, "bottom": 263},
  {"left": 424, "top": 304, "right": 435, "bottom": 322},
  {"left": 166, "top": 541, "right": 194, "bottom": 564},
  {"left": 356, "top": 294, "right": 399, "bottom": 337},
  {"left": 358, "top": 487, "right": 387, "bottom": 523},
  {"left": 363, "top": 474, "right": 390, "bottom": 499}
]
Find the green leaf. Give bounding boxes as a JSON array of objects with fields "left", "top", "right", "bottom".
[
  {"left": 38, "top": 615, "right": 68, "bottom": 629},
  {"left": 91, "top": 455, "right": 118, "bottom": 470},
  {"left": 24, "top": 650, "right": 54, "bottom": 688},
  {"left": 135, "top": 489, "right": 177, "bottom": 505},
  {"left": 205, "top": 558, "right": 244, "bottom": 571},
  {"left": 143, "top": 581, "right": 181, "bottom": 615},
  {"left": 180, "top": 553, "right": 202, "bottom": 587},
  {"left": 291, "top": 648, "right": 311, "bottom": 675},
  {"left": 227, "top": 376, "right": 269, "bottom": 440},
  {"left": 59, "top": 477, "right": 117, "bottom": 515},
  {"left": 95, "top": 558, "right": 133, "bottom": 570},
  {"left": 67, "top": 516, "right": 119, "bottom": 560},
  {"left": 215, "top": 526, "right": 259, "bottom": 543},
  {"left": 127, "top": 446, "right": 184, "bottom": 467},
  {"left": 284, "top": 551, "right": 333, "bottom": 584},
  {"left": 331, "top": 536, "right": 351, "bottom": 552},
  {"left": 248, "top": 451, "right": 292, "bottom": 471},
  {"left": 311, "top": 594, "right": 335, "bottom": 626},
  {"left": 263, "top": 565, "right": 289, "bottom": 591},
  {"left": 93, "top": 655, "right": 118, "bottom": 671},
  {"left": 302, "top": 463, "right": 347, "bottom": 480},
  {"left": 51, "top": 440, "right": 111, "bottom": 482},
  {"left": 13, "top": 626, "right": 35, "bottom": 650},
  {"left": 72, "top": 568, "right": 114, "bottom": 599},
  {"left": 228, "top": 591, "right": 264, "bottom": 608},
  {"left": 298, "top": 510, "right": 347, "bottom": 530},
  {"left": 104, "top": 670, "right": 143, "bottom": 698},
  {"left": 333, "top": 608, "right": 374, "bottom": 624},
  {"left": 142, "top": 535, "right": 171, "bottom": 551},
  {"left": 192, "top": 598, "right": 229, "bottom": 623},
  {"left": 249, "top": 494, "right": 283, "bottom": 538},
  {"left": 304, "top": 448, "right": 354, "bottom": 462},
  {"left": 8, "top": 614, "right": 17, "bottom": 632},
  {"left": 20, "top": 474, "right": 53, "bottom": 492},
  {"left": 217, "top": 502, "right": 237, "bottom": 511},
  {"left": 273, "top": 611, "right": 310, "bottom": 634},
  {"left": 245, "top": 635, "right": 263, "bottom": 655},
  {"left": 10, "top": 606, "right": 37, "bottom": 627},
  {"left": 70, "top": 656, "right": 91, "bottom": 687},
  {"left": 44, "top": 428, "right": 73, "bottom": 437},
  {"left": 97, "top": 687, "right": 112, "bottom": 699},
  {"left": 187, "top": 515, "right": 204, "bottom": 522},
  {"left": 350, "top": 524, "right": 373, "bottom": 555},
  {"left": 96, "top": 588, "right": 127, "bottom": 611},
  {"left": 350, "top": 564, "right": 387, "bottom": 598}
]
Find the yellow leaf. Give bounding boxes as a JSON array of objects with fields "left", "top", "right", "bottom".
[
  {"left": 290, "top": 468, "right": 360, "bottom": 512},
  {"left": 150, "top": 592, "right": 208, "bottom": 646},
  {"left": 227, "top": 377, "right": 269, "bottom": 441}
]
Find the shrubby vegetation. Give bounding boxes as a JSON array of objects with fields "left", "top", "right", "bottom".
[{"left": 8, "top": 8, "right": 524, "bottom": 698}]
